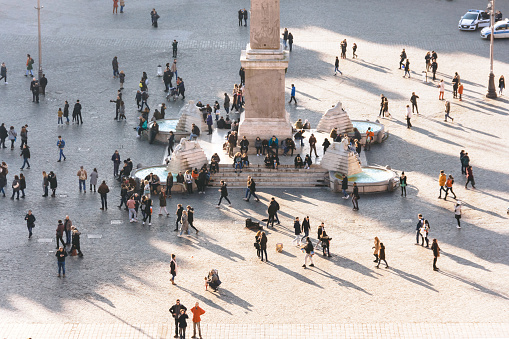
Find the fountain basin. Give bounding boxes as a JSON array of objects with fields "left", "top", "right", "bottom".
[
  {"left": 150, "top": 119, "right": 189, "bottom": 144},
  {"left": 331, "top": 166, "right": 398, "bottom": 193},
  {"left": 132, "top": 166, "right": 188, "bottom": 193},
  {"left": 351, "top": 120, "right": 385, "bottom": 144}
]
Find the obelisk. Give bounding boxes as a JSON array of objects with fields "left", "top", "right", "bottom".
[{"left": 238, "top": 0, "right": 292, "bottom": 144}]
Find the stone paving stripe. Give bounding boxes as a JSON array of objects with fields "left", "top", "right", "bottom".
[
  {"left": 400, "top": 219, "right": 413, "bottom": 223},
  {"left": 110, "top": 220, "right": 123, "bottom": 225},
  {"left": 59, "top": 194, "right": 68, "bottom": 198},
  {"left": 87, "top": 234, "right": 103, "bottom": 239},
  {"left": 345, "top": 220, "right": 356, "bottom": 223},
  {"left": 37, "top": 238, "right": 53, "bottom": 243}
]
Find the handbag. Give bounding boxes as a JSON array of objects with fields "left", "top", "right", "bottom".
[{"left": 254, "top": 242, "right": 260, "bottom": 249}]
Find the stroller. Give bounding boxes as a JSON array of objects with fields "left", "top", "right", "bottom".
[
  {"left": 166, "top": 87, "right": 178, "bottom": 101},
  {"left": 205, "top": 269, "right": 221, "bottom": 291}
]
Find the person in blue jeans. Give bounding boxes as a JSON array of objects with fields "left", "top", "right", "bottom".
[
  {"left": 20, "top": 144, "right": 30, "bottom": 169},
  {"left": 77, "top": 166, "right": 87, "bottom": 193},
  {"left": 244, "top": 176, "right": 260, "bottom": 202},
  {"left": 55, "top": 247, "right": 67, "bottom": 277},
  {"left": 233, "top": 152, "right": 243, "bottom": 173},
  {"left": 57, "top": 136, "right": 66, "bottom": 162},
  {"left": 289, "top": 84, "right": 297, "bottom": 104}
]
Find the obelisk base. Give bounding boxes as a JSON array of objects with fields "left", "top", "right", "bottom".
[{"left": 238, "top": 112, "right": 293, "bottom": 148}]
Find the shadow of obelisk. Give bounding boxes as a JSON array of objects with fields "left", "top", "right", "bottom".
[{"left": 238, "top": 0, "right": 292, "bottom": 143}]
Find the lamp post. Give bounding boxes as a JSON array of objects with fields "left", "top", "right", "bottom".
[
  {"left": 35, "top": 0, "right": 43, "bottom": 81},
  {"left": 486, "top": 0, "right": 497, "bottom": 99}
]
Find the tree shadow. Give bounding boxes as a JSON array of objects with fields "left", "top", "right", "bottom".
[
  {"left": 310, "top": 266, "right": 372, "bottom": 295},
  {"left": 438, "top": 270, "right": 509, "bottom": 300},
  {"left": 386, "top": 267, "right": 439, "bottom": 292}
]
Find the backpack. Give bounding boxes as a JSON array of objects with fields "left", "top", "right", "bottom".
[{"left": 79, "top": 171, "right": 86, "bottom": 180}]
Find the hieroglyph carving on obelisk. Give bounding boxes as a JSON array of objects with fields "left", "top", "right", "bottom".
[{"left": 250, "top": 0, "right": 280, "bottom": 50}]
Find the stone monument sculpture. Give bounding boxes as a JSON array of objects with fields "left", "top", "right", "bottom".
[
  {"left": 320, "top": 137, "right": 362, "bottom": 175},
  {"left": 238, "top": 0, "right": 292, "bottom": 143},
  {"left": 175, "top": 100, "right": 208, "bottom": 134},
  {"left": 166, "top": 139, "right": 208, "bottom": 174},
  {"left": 316, "top": 101, "right": 354, "bottom": 135}
]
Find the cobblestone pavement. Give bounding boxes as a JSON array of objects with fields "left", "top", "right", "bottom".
[{"left": 1, "top": 0, "right": 509, "bottom": 338}]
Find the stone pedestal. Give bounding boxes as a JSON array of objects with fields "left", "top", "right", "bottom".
[
  {"left": 320, "top": 138, "right": 362, "bottom": 175},
  {"left": 316, "top": 101, "right": 354, "bottom": 135},
  {"left": 166, "top": 139, "right": 208, "bottom": 173},
  {"left": 238, "top": 45, "right": 292, "bottom": 141}
]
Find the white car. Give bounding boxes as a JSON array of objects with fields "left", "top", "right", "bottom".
[
  {"left": 458, "top": 10, "right": 490, "bottom": 30},
  {"left": 481, "top": 19, "right": 509, "bottom": 39}
]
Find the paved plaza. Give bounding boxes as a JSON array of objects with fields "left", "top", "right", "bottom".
[{"left": 1, "top": 0, "right": 509, "bottom": 338}]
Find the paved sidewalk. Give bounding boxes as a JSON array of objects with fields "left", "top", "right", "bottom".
[{"left": 2, "top": 322, "right": 509, "bottom": 339}]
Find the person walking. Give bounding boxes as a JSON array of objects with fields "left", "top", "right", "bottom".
[
  {"left": 70, "top": 226, "right": 84, "bottom": 257},
  {"left": 410, "top": 92, "right": 419, "bottom": 114},
  {"left": 8, "top": 126, "right": 17, "bottom": 149},
  {"left": 258, "top": 231, "right": 268, "bottom": 262},
  {"left": 0, "top": 62, "right": 7, "bottom": 84},
  {"left": 352, "top": 182, "right": 359, "bottom": 210},
  {"left": 405, "top": 105, "right": 412, "bottom": 129},
  {"left": 172, "top": 40, "right": 178, "bottom": 58},
  {"left": 169, "top": 299, "right": 186, "bottom": 336},
  {"left": 63, "top": 215, "right": 73, "bottom": 246},
  {"left": 55, "top": 247, "right": 68, "bottom": 278},
  {"left": 372, "top": 237, "right": 380, "bottom": 262},
  {"left": 282, "top": 28, "right": 288, "bottom": 48},
  {"left": 77, "top": 166, "right": 87, "bottom": 193},
  {"left": 289, "top": 84, "right": 297, "bottom": 104},
  {"left": 187, "top": 206, "right": 199, "bottom": 234},
  {"left": 375, "top": 243, "right": 389, "bottom": 268},
  {"left": 20, "top": 144, "right": 30, "bottom": 170},
  {"left": 98, "top": 181, "right": 110, "bottom": 210},
  {"left": 403, "top": 59, "right": 410, "bottom": 78},
  {"left": 399, "top": 49, "right": 407, "bottom": 69},
  {"left": 465, "top": 165, "right": 475, "bottom": 189},
  {"left": 309, "top": 133, "right": 318, "bottom": 157},
  {"left": 461, "top": 152, "right": 470, "bottom": 175},
  {"left": 454, "top": 201, "right": 462, "bottom": 229},
  {"left": 74, "top": 100, "right": 83, "bottom": 124},
  {"left": 216, "top": 180, "right": 231, "bottom": 207},
  {"left": 170, "top": 254, "right": 178, "bottom": 285},
  {"left": 499, "top": 75, "right": 505, "bottom": 96},
  {"left": 292, "top": 217, "right": 302, "bottom": 246},
  {"left": 400, "top": 171, "right": 407, "bottom": 197},
  {"left": 48, "top": 171, "right": 57, "bottom": 197},
  {"left": 444, "top": 175, "right": 457, "bottom": 200},
  {"left": 245, "top": 176, "right": 260, "bottom": 202},
  {"left": 438, "top": 170, "right": 447, "bottom": 199},
  {"left": 288, "top": 32, "right": 293, "bottom": 52},
  {"left": 55, "top": 220, "right": 66, "bottom": 249},
  {"left": 175, "top": 204, "right": 183, "bottom": 231},
  {"left": 190, "top": 302, "right": 205, "bottom": 339},
  {"left": 301, "top": 237, "right": 315, "bottom": 268},
  {"left": 415, "top": 214, "right": 424, "bottom": 245},
  {"left": 180, "top": 210, "right": 189, "bottom": 235},
  {"left": 30, "top": 77, "right": 40, "bottom": 103},
  {"left": 420, "top": 219, "right": 430, "bottom": 247},
  {"left": 25, "top": 54, "right": 34, "bottom": 77},
  {"left": 55, "top": 135, "right": 66, "bottom": 162},
  {"left": 352, "top": 43, "right": 358, "bottom": 58},
  {"left": 431, "top": 239, "right": 440, "bottom": 271},
  {"left": 437, "top": 79, "right": 445, "bottom": 100},
  {"left": 444, "top": 101, "right": 453, "bottom": 122},
  {"left": 25, "top": 210, "right": 36, "bottom": 239},
  {"left": 158, "top": 191, "right": 169, "bottom": 216}
]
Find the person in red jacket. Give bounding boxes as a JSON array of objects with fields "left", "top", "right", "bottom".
[{"left": 190, "top": 302, "right": 205, "bottom": 339}]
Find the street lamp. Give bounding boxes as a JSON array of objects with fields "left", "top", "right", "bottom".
[
  {"left": 35, "top": 0, "right": 43, "bottom": 81},
  {"left": 486, "top": 0, "right": 497, "bottom": 99}
]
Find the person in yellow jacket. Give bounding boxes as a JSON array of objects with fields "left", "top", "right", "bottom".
[{"left": 438, "top": 170, "right": 447, "bottom": 199}]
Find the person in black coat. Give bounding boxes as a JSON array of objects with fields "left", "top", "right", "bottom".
[
  {"left": 48, "top": 171, "right": 57, "bottom": 197},
  {"left": 169, "top": 299, "right": 187, "bottom": 337},
  {"left": 243, "top": 8, "right": 248, "bottom": 26},
  {"left": 376, "top": 242, "right": 389, "bottom": 268},
  {"left": 301, "top": 216, "right": 310, "bottom": 240},
  {"left": 352, "top": 182, "right": 359, "bottom": 210},
  {"left": 25, "top": 210, "right": 36, "bottom": 238},
  {"left": 73, "top": 100, "right": 83, "bottom": 124},
  {"left": 294, "top": 154, "right": 304, "bottom": 168},
  {"left": 40, "top": 74, "right": 48, "bottom": 95},
  {"left": 288, "top": 32, "right": 294, "bottom": 52},
  {"left": 0, "top": 123, "right": 8, "bottom": 148},
  {"left": 267, "top": 198, "right": 278, "bottom": 227},
  {"left": 20, "top": 144, "right": 30, "bottom": 170},
  {"left": 431, "top": 239, "right": 440, "bottom": 271},
  {"left": 239, "top": 67, "right": 245, "bottom": 86},
  {"left": 71, "top": 226, "right": 83, "bottom": 257},
  {"left": 217, "top": 180, "right": 231, "bottom": 207},
  {"left": 30, "top": 78, "right": 39, "bottom": 103},
  {"left": 341, "top": 174, "right": 349, "bottom": 199},
  {"left": 238, "top": 9, "right": 243, "bottom": 26},
  {"left": 258, "top": 231, "right": 267, "bottom": 261},
  {"left": 322, "top": 138, "right": 330, "bottom": 153}
]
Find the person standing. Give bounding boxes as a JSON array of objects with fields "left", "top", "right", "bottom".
[
  {"left": 452, "top": 72, "right": 459, "bottom": 98},
  {"left": 190, "top": 302, "right": 205, "bottom": 339},
  {"left": 243, "top": 8, "right": 248, "bottom": 26},
  {"left": 25, "top": 54, "right": 34, "bottom": 77},
  {"left": 400, "top": 171, "right": 407, "bottom": 197},
  {"left": 74, "top": 100, "right": 83, "bottom": 124},
  {"left": 113, "top": 0, "right": 118, "bottom": 14},
  {"left": 378, "top": 94, "right": 386, "bottom": 117},
  {"left": 415, "top": 214, "right": 424, "bottom": 244},
  {"left": 119, "top": 0, "right": 125, "bottom": 13},
  {"left": 410, "top": 92, "right": 419, "bottom": 114},
  {"left": 499, "top": 75, "right": 505, "bottom": 96},
  {"left": 170, "top": 300, "right": 186, "bottom": 337},
  {"left": 340, "top": 174, "right": 349, "bottom": 199},
  {"left": 461, "top": 152, "right": 470, "bottom": 175},
  {"left": 399, "top": 49, "right": 407, "bottom": 69},
  {"left": 340, "top": 39, "right": 347, "bottom": 59},
  {"left": 352, "top": 182, "right": 359, "bottom": 210},
  {"left": 55, "top": 220, "right": 66, "bottom": 249},
  {"left": 63, "top": 101, "right": 70, "bottom": 124},
  {"left": 0, "top": 123, "right": 7, "bottom": 148},
  {"left": 57, "top": 107, "right": 64, "bottom": 125},
  {"left": 405, "top": 105, "right": 412, "bottom": 129},
  {"left": 25, "top": 210, "right": 36, "bottom": 239},
  {"left": 70, "top": 226, "right": 83, "bottom": 257},
  {"left": 420, "top": 219, "right": 430, "bottom": 247},
  {"left": 0, "top": 62, "right": 7, "bottom": 84},
  {"left": 40, "top": 74, "right": 48, "bottom": 95},
  {"left": 289, "top": 84, "right": 297, "bottom": 104},
  {"left": 431, "top": 59, "right": 438, "bottom": 81},
  {"left": 142, "top": 194, "right": 152, "bottom": 225},
  {"left": 444, "top": 175, "right": 457, "bottom": 200},
  {"left": 431, "top": 239, "right": 440, "bottom": 271},
  {"left": 98, "top": 181, "right": 110, "bottom": 210},
  {"left": 89, "top": 168, "right": 98, "bottom": 192},
  {"left": 30, "top": 77, "right": 40, "bottom": 103},
  {"left": 258, "top": 231, "right": 268, "bottom": 262},
  {"left": 10, "top": 175, "right": 20, "bottom": 200},
  {"left": 76, "top": 166, "right": 87, "bottom": 193},
  {"left": 158, "top": 191, "right": 169, "bottom": 216},
  {"left": 8, "top": 126, "right": 17, "bottom": 149},
  {"left": 454, "top": 201, "right": 462, "bottom": 229},
  {"left": 111, "top": 150, "right": 121, "bottom": 177},
  {"left": 465, "top": 166, "right": 475, "bottom": 189},
  {"left": 372, "top": 237, "right": 380, "bottom": 262},
  {"left": 56, "top": 136, "right": 66, "bottom": 162},
  {"left": 437, "top": 79, "right": 445, "bottom": 100},
  {"left": 171, "top": 59, "right": 178, "bottom": 81},
  {"left": 376, "top": 243, "right": 389, "bottom": 268},
  {"left": 444, "top": 101, "right": 453, "bottom": 122},
  {"left": 177, "top": 309, "right": 189, "bottom": 339},
  {"left": 127, "top": 196, "right": 137, "bottom": 222},
  {"left": 169, "top": 254, "right": 178, "bottom": 285},
  {"left": 63, "top": 215, "right": 73, "bottom": 246},
  {"left": 216, "top": 180, "right": 231, "bottom": 207},
  {"left": 308, "top": 133, "right": 318, "bottom": 157},
  {"left": 55, "top": 247, "right": 68, "bottom": 277},
  {"left": 282, "top": 28, "right": 288, "bottom": 48},
  {"left": 403, "top": 59, "right": 410, "bottom": 78},
  {"left": 292, "top": 217, "right": 302, "bottom": 246},
  {"left": 206, "top": 113, "right": 213, "bottom": 135},
  {"left": 238, "top": 9, "right": 243, "bottom": 26},
  {"left": 41, "top": 171, "right": 49, "bottom": 197},
  {"left": 438, "top": 170, "right": 447, "bottom": 198},
  {"left": 172, "top": 40, "right": 178, "bottom": 58},
  {"left": 48, "top": 171, "right": 57, "bottom": 197},
  {"left": 288, "top": 32, "right": 293, "bottom": 52},
  {"left": 20, "top": 144, "right": 30, "bottom": 170},
  {"left": 239, "top": 67, "right": 245, "bottom": 86},
  {"left": 151, "top": 9, "right": 160, "bottom": 27},
  {"left": 223, "top": 93, "right": 230, "bottom": 114},
  {"left": 301, "top": 237, "right": 314, "bottom": 268},
  {"left": 166, "top": 171, "right": 174, "bottom": 198},
  {"left": 458, "top": 82, "right": 463, "bottom": 101},
  {"left": 267, "top": 198, "right": 278, "bottom": 227}
]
